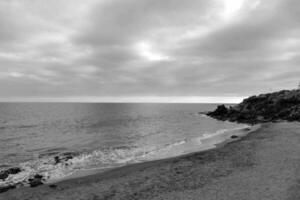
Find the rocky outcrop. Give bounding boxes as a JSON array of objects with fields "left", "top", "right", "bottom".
[
  {"left": 28, "top": 174, "right": 44, "bottom": 187},
  {"left": 0, "top": 167, "right": 21, "bottom": 180},
  {"left": 53, "top": 152, "right": 78, "bottom": 165},
  {"left": 0, "top": 152, "right": 78, "bottom": 194},
  {"left": 207, "top": 89, "right": 300, "bottom": 124},
  {"left": 0, "top": 167, "right": 22, "bottom": 193}
]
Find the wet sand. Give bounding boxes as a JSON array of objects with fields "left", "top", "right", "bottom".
[{"left": 1, "top": 122, "right": 299, "bottom": 200}]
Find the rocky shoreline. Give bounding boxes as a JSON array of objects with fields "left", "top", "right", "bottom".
[
  {"left": 0, "top": 152, "right": 78, "bottom": 193},
  {"left": 1, "top": 122, "right": 299, "bottom": 200},
  {"left": 2, "top": 89, "right": 300, "bottom": 198},
  {"left": 207, "top": 89, "right": 300, "bottom": 124}
]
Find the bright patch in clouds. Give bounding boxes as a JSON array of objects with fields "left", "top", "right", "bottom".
[
  {"left": 135, "top": 41, "right": 169, "bottom": 61},
  {"left": 221, "top": 0, "right": 245, "bottom": 20},
  {"left": 251, "top": 0, "right": 261, "bottom": 10},
  {"left": 9, "top": 72, "right": 23, "bottom": 78}
]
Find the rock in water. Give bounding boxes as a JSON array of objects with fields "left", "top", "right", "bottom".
[
  {"left": 0, "top": 185, "right": 16, "bottom": 193},
  {"left": 28, "top": 174, "right": 44, "bottom": 187},
  {"left": 211, "top": 105, "right": 228, "bottom": 115},
  {"left": 54, "top": 152, "right": 77, "bottom": 164},
  {"left": 0, "top": 167, "right": 21, "bottom": 180},
  {"left": 29, "top": 179, "right": 43, "bottom": 187}
]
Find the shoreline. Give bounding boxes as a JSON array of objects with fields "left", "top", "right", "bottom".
[
  {"left": 47, "top": 124, "right": 259, "bottom": 184},
  {"left": 4, "top": 122, "right": 299, "bottom": 199},
  {"left": 1, "top": 122, "right": 299, "bottom": 199},
  {"left": 0, "top": 121, "right": 255, "bottom": 191}
]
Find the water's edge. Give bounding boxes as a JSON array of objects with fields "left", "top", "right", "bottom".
[
  {"left": 48, "top": 123, "right": 261, "bottom": 185},
  {"left": 0, "top": 112, "right": 261, "bottom": 193}
]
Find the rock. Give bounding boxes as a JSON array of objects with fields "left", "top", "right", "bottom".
[
  {"left": 211, "top": 105, "right": 228, "bottom": 115},
  {"left": 256, "top": 115, "right": 265, "bottom": 121},
  {"left": 29, "top": 179, "right": 43, "bottom": 187},
  {"left": 49, "top": 184, "right": 57, "bottom": 189},
  {"left": 54, "top": 156, "right": 60, "bottom": 164},
  {"left": 0, "top": 185, "right": 16, "bottom": 193},
  {"left": 54, "top": 152, "right": 76, "bottom": 165},
  {"left": 0, "top": 167, "right": 22, "bottom": 180},
  {"left": 207, "top": 105, "right": 228, "bottom": 120},
  {"left": 34, "top": 174, "right": 43, "bottom": 179},
  {"left": 28, "top": 174, "right": 44, "bottom": 187},
  {"left": 206, "top": 89, "right": 300, "bottom": 124}
]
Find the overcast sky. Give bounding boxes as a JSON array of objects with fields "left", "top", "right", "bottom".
[{"left": 0, "top": 0, "right": 299, "bottom": 102}]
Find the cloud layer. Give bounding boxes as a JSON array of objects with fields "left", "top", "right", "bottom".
[{"left": 0, "top": 0, "right": 299, "bottom": 102}]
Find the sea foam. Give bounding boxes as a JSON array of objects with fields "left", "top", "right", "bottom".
[{"left": 0, "top": 125, "right": 254, "bottom": 188}]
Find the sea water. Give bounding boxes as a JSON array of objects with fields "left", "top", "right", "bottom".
[{"left": 0, "top": 103, "right": 248, "bottom": 187}]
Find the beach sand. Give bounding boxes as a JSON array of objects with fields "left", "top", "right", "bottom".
[{"left": 0, "top": 122, "right": 299, "bottom": 200}]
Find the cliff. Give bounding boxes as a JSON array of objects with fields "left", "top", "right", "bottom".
[{"left": 207, "top": 89, "right": 300, "bottom": 124}]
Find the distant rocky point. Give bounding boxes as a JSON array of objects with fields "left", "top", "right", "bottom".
[{"left": 207, "top": 89, "right": 300, "bottom": 124}]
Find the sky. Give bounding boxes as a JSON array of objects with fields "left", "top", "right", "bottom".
[{"left": 0, "top": 0, "right": 300, "bottom": 103}]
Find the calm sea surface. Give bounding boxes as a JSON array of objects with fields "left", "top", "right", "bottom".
[{"left": 0, "top": 103, "right": 246, "bottom": 186}]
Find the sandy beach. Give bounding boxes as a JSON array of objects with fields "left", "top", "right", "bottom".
[
  {"left": 0, "top": 122, "right": 299, "bottom": 200},
  {"left": 1, "top": 0, "right": 300, "bottom": 198}
]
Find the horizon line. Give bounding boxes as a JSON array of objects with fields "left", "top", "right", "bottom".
[{"left": 0, "top": 96, "right": 245, "bottom": 104}]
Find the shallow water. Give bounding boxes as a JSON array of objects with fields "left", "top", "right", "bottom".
[{"left": 0, "top": 103, "right": 246, "bottom": 186}]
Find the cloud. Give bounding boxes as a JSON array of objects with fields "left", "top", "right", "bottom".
[
  {"left": 76, "top": 0, "right": 215, "bottom": 43},
  {"left": 0, "top": 0, "right": 299, "bottom": 101},
  {"left": 178, "top": 0, "right": 300, "bottom": 56}
]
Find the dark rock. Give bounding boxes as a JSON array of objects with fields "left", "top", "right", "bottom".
[
  {"left": 0, "top": 167, "right": 21, "bottom": 180},
  {"left": 29, "top": 179, "right": 43, "bottom": 187},
  {"left": 0, "top": 185, "right": 16, "bottom": 193},
  {"left": 207, "top": 89, "right": 300, "bottom": 124},
  {"left": 65, "top": 155, "right": 73, "bottom": 161},
  {"left": 54, "top": 152, "right": 76, "bottom": 165},
  {"left": 49, "top": 184, "right": 57, "bottom": 189},
  {"left": 54, "top": 156, "right": 60, "bottom": 164},
  {"left": 28, "top": 174, "right": 44, "bottom": 187},
  {"left": 34, "top": 174, "right": 43, "bottom": 179},
  {"left": 231, "top": 135, "right": 238, "bottom": 139},
  {"left": 208, "top": 105, "right": 228, "bottom": 116}
]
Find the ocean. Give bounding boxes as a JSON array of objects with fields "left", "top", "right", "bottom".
[{"left": 0, "top": 103, "right": 248, "bottom": 187}]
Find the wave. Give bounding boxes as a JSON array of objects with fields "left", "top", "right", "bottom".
[
  {"left": 0, "top": 146, "right": 147, "bottom": 188},
  {"left": 0, "top": 125, "right": 254, "bottom": 188},
  {"left": 200, "top": 125, "right": 250, "bottom": 140},
  {"left": 0, "top": 124, "right": 37, "bottom": 130}
]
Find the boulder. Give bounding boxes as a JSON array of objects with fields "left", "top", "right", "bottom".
[
  {"left": 207, "top": 105, "right": 228, "bottom": 119},
  {"left": 54, "top": 152, "right": 77, "bottom": 165},
  {"left": 0, "top": 167, "right": 21, "bottom": 180},
  {"left": 49, "top": 184, "right": 58, "bottom": 189},
  {"left": 28, "top": 174, "right": 44, "bottom": 187}
]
